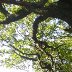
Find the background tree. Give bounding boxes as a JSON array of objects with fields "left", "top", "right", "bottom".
[{"left": 0, "top": 0, "right": 72, "bottom": 72}]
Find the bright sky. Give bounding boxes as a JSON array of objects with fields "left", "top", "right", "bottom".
[
  {"left": 0, "top": 66, "right": 27, "bottom": 72},
  {"left": 0, "top": 60, "right": 34, "bottom": 72}
]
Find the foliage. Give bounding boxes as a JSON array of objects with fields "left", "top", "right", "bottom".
[{"left": 0, "top": 0, "right": 72, "bottom": 72}]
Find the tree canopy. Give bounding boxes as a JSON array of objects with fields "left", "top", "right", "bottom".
[{"left": 0, "top": 0, "right": 72, "bottom": 72}]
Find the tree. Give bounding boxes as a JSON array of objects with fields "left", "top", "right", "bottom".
[{"left": 0, "top": 0, "right": 72, "bottom": 72}]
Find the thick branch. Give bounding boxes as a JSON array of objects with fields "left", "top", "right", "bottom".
[
  {"left": 0, "top": 0, "right": 72, "bottom": 27},
  {"left": 0, "top": 0, "right": 47, "bottom": 8},
  {"left": 0, "top": 8, "right": 31, "bottom": 24},
  {"left": 32, "top": 15, "right": 54, "bottom": 65}
]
